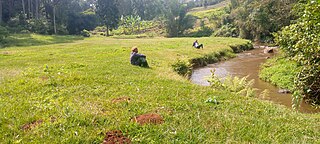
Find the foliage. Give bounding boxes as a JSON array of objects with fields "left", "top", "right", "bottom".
[
  {"left": 67, "top": 11, "right": 98, "bottom": 35},
  {"left": 119, "top": 15, "right": 142, "bottom": 34},
  {"left": 214, "top": 23, "right": 238, "bottom": 37},
  {"left": 216, "top": 0, "right": 298, "bottom": 42},
  {"left": 228, "top": 41, "right": 253, "bottom": 53},
  {"left": 208, "top": 69, "right": 257, "bottom": 97},
  {"left": 184, "top": 25, "right": 213, "bottom": 37},
  {"left": 275, "top": 1, "right": 320, "bottom": 108},
  {"left": 80, "top": 29, "right": 90, "bottom": 37},
  {"left": 187, "top": 5, "right": 227, "bottom": 37},
  {"left": 0, "top": 26, "right": 9, "bottom": 42},
  {"left": 96, "top": 0, "right": 120, "bottom": 36},
  {"left": 171, "top": 59, "right": 192, "bottom": 77},
  {"left": 163, "top": 0, "right": 195, "bottom": 37},
  {"left": 27, "top": 18, "right": 51, "bottom": 34},
  {"left": 259, "top": 56, "right": 300, "bottom": 92},
  {"left": 0, "top": 0, "right": 96, "bottom": 35}
]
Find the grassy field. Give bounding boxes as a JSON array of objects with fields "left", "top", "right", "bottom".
[{"left": 0, "top": 35, "right": 319, "bottom": 143}]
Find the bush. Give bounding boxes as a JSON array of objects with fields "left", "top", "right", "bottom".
[
  {"left": 184, "top": 26, "right": 214, "bottom": 37},
  {"left": 275, "top": 1, "right": 320, "bottom": 108},
  {"left": 80, "top": 29, "right": 90, "bottom": 37},
  {"left": 0, "top": 26, "right": 9, "bottom": 42},
  {"left": 27, "top": 19, "right": 51, "bottom": 34},
  {"left": 229, "top": 41, "right": 253, "bottom": 53},
  {"left": 172, "top": 60, "right": 192, "bottom": 77},
  {"left": 214, "top": 23, "right": 238, "bottom": 37}
]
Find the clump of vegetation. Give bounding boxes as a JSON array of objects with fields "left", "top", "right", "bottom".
[
  {"left": 215, "top": 0, "right": 298, "bottom": 42},
  {"left": 208, "top": 70, "right": 257, "bottom": 97},
  {"left": 275, "top": 1, "right": 320, "bottom": 108},
  {"left": 0, "top": 26, "right": 9, "bottom": 43},
  {"left": 80, "top": 29, "right": 90, "bottom": 37},
  {"left": 259, "top": 57, "right": 299, "bottom": 92},
  {"left": 214, "top": 23, "right": 238, "bottom": 37},
  {"left": 229, "top": 41, "right": 253, "bottom": 53},
  {"left": 171, "top": 60, "right": 192, "bottom": 77}
]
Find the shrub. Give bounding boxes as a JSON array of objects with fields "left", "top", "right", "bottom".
[
  {"left": 275, "top": 1, "right": 320, "bottom": 108},
  {"left": 27, "top": 18, "right": 51, "bottom": 34},
  {"left": 81, "top": 29, "right": 90, "bottom": 37},
  {"left": 0, "top": 26, "right": 9, "bottom": 42},
  {"left": 214, "top": 23, "right": 238, "bottom": 37},
  {"left": 172, "top": 60, "right": 192, "bottom": 77},
  {"left": 184, "top": 26, "right": 214, "bottom": 37}
]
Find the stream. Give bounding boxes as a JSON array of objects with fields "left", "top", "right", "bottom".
[{"left": 191, "top": 48, "right": 319, "bottom": 113}]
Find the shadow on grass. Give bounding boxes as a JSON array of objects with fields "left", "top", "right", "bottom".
[{"left": 0, "top": 34, "right": 84, "bottom": 48}]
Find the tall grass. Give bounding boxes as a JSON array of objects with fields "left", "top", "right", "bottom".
[{"left": 0, "top": 35, "right": 319, "bottom": 143}]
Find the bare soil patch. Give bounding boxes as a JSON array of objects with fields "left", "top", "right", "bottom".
[
  {"left": 22, "top": 119, "right": 43, "bottom": 131},
  {"left": 102, "top": 130, "right": 131, "bottom": 144},
  {"left": 40, "top": 76, "right": 49, "bottom": 81},
  {"left": 131, "top": 113, "right": 164, "bottom": 125}
]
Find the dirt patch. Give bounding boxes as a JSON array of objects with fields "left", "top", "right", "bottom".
[
  {"left": 50, "top": 116, "right": 57, "bottom": 123},
  {"left": 40, "top": 76, "right": 49, "bottom": 81},
  {"left": 22, "top": 119, "right": 43, "bottom": 131},
  {"left": 103, "top": 130, "right": 131, "bottom": 144},
  {"left": 2, "top": 51, "right": 10, "bottom": 55},
  {"left": 131, "top": 113, "right": 164, "bottom": 125},
  {"left": 111, "top": 97, "right": 131, "bottom": 103}
]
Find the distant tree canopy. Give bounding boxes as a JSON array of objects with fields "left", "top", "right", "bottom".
[
  {"left": 0, "top": 0, "right": 97, "bottom": 35},
  {"left": 216, "top": 0, "right": 299, "bottom": 42},
  {"left": 0, "top": 0, "right": 306, "bottom": 40},
  {"left": 0, "top": 0, "right": 227, "bottom": 36}
]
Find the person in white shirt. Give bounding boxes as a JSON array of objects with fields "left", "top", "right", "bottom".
[{"left": 192, "top": 40, "right": 203, "bottom": 49}]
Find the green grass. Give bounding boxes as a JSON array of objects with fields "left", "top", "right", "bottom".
[
  {"left": 189, "top": 7, "right": 226, "bottom": 21},
  {"left": 186, "top": 1, "right": 229, "bottom": 36},
  {"left": 0, "top": 33, "right": 83, "bottom": 48},
  {"left": 259, "top": 56, "right": 300, "bottom": 91},
  {"left": 0, "top": 35, "right": 319, "bottom": 143}
]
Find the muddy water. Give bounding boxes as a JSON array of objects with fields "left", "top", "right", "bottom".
[{"left": 191, "top": 48, "right": 319, "bottom": 113}]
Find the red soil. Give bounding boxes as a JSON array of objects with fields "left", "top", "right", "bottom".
[
  {"left": 22, "top": 119, "right": 43, "bottom": 131},
  {"left": 102, "top": 130, "right": 131, "bottom": 144},
  {"left": 131, "top": 113, "right": 164, "bottom": 125}
]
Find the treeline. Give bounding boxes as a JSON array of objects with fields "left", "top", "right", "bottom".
[
  {"left": 0, "top": 0, "right": 97, "bottom": 35},
  {"left": 215, "top": 0, "right": 299, "bottom": 42},
  {"left": 0, "top": 0, "right": 225, "bottom": 37}
]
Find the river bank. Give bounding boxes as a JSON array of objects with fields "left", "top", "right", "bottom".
[{"left": 190, "top": 48, "right": 319, "bottom": 113}]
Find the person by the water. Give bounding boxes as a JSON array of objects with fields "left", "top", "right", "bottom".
[
  {"left": 130, "top": 46, "right": 149, "bottom": 67},
  {"left": 193, "top": 40, "right": 203, "bottom": 49}
]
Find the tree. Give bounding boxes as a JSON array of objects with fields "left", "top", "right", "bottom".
[
  {"left": 96, "top": 0, "right": 119, "bottom": 36},
  {"left": 164, "top": 0, "right": 193, "bottom": 37},
  {"left": 0, "top": 0, "right": 2, "bottom": 24},
  {"left": 275, "top": 1, "right": 320, "bottom": 108},
  {"left": 67, "top": 10, "right": 98, "bottom": 35},
  {"left": 218, "top": 0, "right": 298, "bottom": 42}
]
